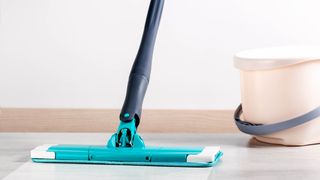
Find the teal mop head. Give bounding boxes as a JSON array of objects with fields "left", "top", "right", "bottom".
[
  {"left": 31, "top": 119, "right": 222, "bottom": 167},
  {"left": 31, "top": 0, "right": 222, "bottom": 167}
]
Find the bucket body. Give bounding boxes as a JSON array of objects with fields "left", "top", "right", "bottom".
[{"left": 234, "top": 46, "right": 320, "bottom": 145}]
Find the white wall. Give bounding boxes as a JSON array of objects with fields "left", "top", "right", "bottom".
[{"left": 0, "top": 0, "right": 320, "bottom": 109}]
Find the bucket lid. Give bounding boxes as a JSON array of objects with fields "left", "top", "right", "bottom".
[{"left": 234, "top": 46, "right": 320, "bottom": 71}]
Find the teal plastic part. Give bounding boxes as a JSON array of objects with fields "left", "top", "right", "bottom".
[
  {"left": 32, "top": 117, "right": 223, "bottom": 167},
  {"left": 32, "top": 144, "right": 223, "bottom": 167},
  {"left": 124, "top": 113, "right": 130, "bottom": 118},
  {"left": 32, "top": 118, "right": 223, "bottom": 167},
  {"left": 107, "top": 118, "right": 145, "bottom": 148}
]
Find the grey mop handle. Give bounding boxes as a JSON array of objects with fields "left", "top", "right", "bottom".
[{"left": 120, "top": 0, "right": 164, "bottom": 127}]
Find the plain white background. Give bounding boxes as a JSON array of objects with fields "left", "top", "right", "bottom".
[{"left": 0, "top": 0, "right": 320, "bottom": 109}]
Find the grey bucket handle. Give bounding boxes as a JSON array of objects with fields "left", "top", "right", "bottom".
[{"left": 234, "top": 104, "right": 320, "bottom": 135}]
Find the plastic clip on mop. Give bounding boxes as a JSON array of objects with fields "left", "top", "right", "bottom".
[{"left": 30, "top": 0, "right": 222, "bottom": 167}]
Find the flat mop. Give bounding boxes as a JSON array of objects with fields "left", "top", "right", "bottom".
[{"left": 30, "top": 0, "right": 222, "bottom": 167}]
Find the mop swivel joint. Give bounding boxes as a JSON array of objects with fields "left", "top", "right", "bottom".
[
  {"left": 116, "top": 120, "right": 136, "bottom": 147},
  {"left": 107, "top": 118, "right": 145, "bottom": 148}
]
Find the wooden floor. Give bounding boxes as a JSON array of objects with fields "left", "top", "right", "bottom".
[
  {"left": 0, "top": 108, "right": 237, "bottom": 133},
  {"left": 2, "top": 133, "right": 320, "bottom": 180}
]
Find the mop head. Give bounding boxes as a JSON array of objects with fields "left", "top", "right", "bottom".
[
  {"left": 31, "top": 120, "right": 223, "bottom": 167},
  {"left": 31, "top": 144, "right": 222, "bottom": 167}
]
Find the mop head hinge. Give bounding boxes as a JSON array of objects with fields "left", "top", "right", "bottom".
[{"left": 107, "top": 119, "right": 145, "bottom": 148}]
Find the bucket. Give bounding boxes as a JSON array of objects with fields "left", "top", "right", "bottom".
[{"left": 233, "top": 46, "right": 320, "bottom": 146}]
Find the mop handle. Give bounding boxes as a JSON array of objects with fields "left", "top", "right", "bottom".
[{"left": 120, "top": 0, "right": 164, "bottom": 127}]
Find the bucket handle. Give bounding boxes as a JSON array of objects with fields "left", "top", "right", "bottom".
[{"left": 234, "top": 104, "right": 320, "bottom": 135}]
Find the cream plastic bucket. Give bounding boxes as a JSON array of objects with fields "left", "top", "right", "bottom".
[{"left": 234, "top": 46, "right": 320, "bottom": 146}]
